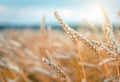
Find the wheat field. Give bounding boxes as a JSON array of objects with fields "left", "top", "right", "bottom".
[{"left": 0, "top": 6, "right": 120, "bottom": 82}]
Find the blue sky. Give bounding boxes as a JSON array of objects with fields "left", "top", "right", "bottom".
[{"left": 0, "top": 0, "right": 120, "bottom": 25}]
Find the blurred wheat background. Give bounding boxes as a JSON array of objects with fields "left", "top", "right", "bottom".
[{"left": 0, "top": 0, "right": 120, "bottom": 82}]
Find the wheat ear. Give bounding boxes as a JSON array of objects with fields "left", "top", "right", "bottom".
[
  {"left": 100, "top": 5, "right": 119, "bottom": 54},
  {"left": 54, "top": 11, "right": 99, "bottom": 55},
  {"left": 91, "top": 40, "right": 116, "bottom": 56},
  {"left": 41, "top": 57, "right": 67, "bottom": 82}
]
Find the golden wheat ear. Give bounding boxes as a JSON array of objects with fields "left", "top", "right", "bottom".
[
  {"left": 100, "top": 5, "right": 119, "bottom": 54},
  {"left": 91, "top": 40, "right": 116, "bottom": 55},
  {"left": 41, "top": 57, "right": 67, "bottom": 82},
  {"left": 54, "top": 11, "right": 99, "bottom": 55}
]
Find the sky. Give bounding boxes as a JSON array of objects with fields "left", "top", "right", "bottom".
[{"left": 0, "top": 0, "right": 120, "bottom": 25}]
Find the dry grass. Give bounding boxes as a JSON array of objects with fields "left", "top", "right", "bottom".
[{"left": 0, "top": 6, "right": 120, "bottom": 82}]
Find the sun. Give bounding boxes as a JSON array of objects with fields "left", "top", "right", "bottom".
[{"left": 84, "top": 5, "right": 103, "bottom": 22}]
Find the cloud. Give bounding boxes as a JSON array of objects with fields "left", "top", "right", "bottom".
[
  {"left": 0, "top": 5, "right": 8, "bottom": 13},
  {"left": 0, "top": 2, "right": 118, "bottom": 24},
  {"left": 0, "top": 5, "right": 104, "bottom": 24},
  {"left": 18, "top": 8, "right": 45, "bottom": 17}
]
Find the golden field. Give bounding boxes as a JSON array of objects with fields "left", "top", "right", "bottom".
[{"left": 0, "top": 6, "right": 120, "bottom": 82}]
